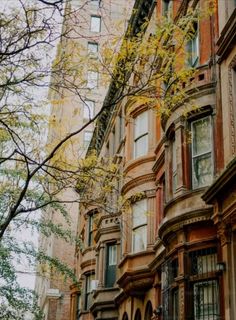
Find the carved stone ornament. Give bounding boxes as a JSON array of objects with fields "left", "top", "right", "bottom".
[
  {"left": 217, "top": 222, "right": 231, "bottom": 246},
  {"left": 228, "top": 55, "right": 236, "bottom": 155}
]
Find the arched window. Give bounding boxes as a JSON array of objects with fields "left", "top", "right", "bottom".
[
  {"left": 122, "top": 312, "right": 128, "bottom": 320},
  {"left": 145, "top": 301, "right": 153, "bottom": 320},
  {"left": 134, "top": 309, "right": 141, "bottom": 320}
]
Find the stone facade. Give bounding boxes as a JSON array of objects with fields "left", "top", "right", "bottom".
[{"left": 47, "top": 0, "right": 236, "bottom": 320}]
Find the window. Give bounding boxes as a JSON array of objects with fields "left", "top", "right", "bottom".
[
  {"left": 76, "top": 294, "right": 81, "bottom": 320},
  {"left": 172, "top": 137, "right": 177, "bottom": 192},
  {"left": 87, "top": 214, "right": 94, "bottom": 246},
  {"left": 132, "top": 199, "right": 147, "bottom": 253},
  {"left": 84, "top": 131, "right": 93, "bottom": 149},
  {"left": 162, "top": 259, "right": 179, "bottom": 320},
  {"left": 90, "top": 16, "right": 101, "bottom": 32},
  {"left": 191, "top": 116, "right": 213, "bottom": 189},
  {"left": 105, "top": 244, "right": 117, "bottom": 287},
  {"left": 163, "top": 0, "right": 173, "bottom": 19},
  {"left": 83, "top": 100, "right": 94, "bottom": 120},
  {"left": 119, "top": 112, "right": 124, "bottom": 143},
  {"left": 88, "top": 42, "right": 98, "bottom": 56},
  {"left": 190, "top": 248, "right": 219, "bottom": 320},
  {"left": 186, "top": 22, "right": 199, "bottom": 67},
  {"left": 87, "top": 71, "right": 98, "bottom": 88},
  {"left": 85, "top": 273, "right": 95, "bottom": 310},
  {"left": 193, "top": 280, "right": 219, "bottom": 320},
  {"left": 134, "top": 111, "right": 148, "bottom": 158}
]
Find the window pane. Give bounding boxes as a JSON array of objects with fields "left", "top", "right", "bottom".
[
  {"left": 88, "top": 42, "right": 98, "bottom": 55},
  {"left": 134, "top": 134, "right": 148, "bottom": 158},
  {"left": 193, "top": 153, "right": 212, "bottom": 188},
  {"left": 90, "top": 16, "right": 101, "bottom": 32},
  {"left": 108, "top": 245, "right": 117, "bottom": 265},
  {"left": 192, "top": 117, "right": 211, "bottom": 156},
  {"left": 132, "top": 199, "right": 147, "bottom": 228},
  {"left": 83, "top": 100, "right": 94, "bottom": 119},
  {"left": 87, "top": 71, "right": 98, "bottom": 88},
  {"left": 134, "top": 111, "right": 148, "bottom": 138},
  {"left": 132, "top": 225, "right": 147, "bottom": 252}
]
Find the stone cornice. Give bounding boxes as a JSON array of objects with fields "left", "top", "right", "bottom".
[
  {"left": 116, "top": 267, "right": 155, "bottom": 297},
  {"left": 217, "top": 8, "right": 236, "bottom": 62},
  {"left": 159, "top": 208, "right": 213, "bottom": 242},
  {"left": 94, "top": 225, "right": 120, "bottom": 243},
  {"left": 124, "top": 155, "right": 156, "bottom": 174},
  {"left": 122, "top": 173, "right": 156, "bottom": 195},
  {"left": 80, "top": 258, "right": 96, "bottom": 270},
  {"left": 202, "top": 157, "right": 236, "bottom": 204}
]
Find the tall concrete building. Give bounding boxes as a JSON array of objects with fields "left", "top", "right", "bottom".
[{"left": 35, "top": 1, "right": 133, "bottom": 319}]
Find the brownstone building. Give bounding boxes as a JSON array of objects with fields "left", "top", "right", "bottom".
[{"left": 69, "top": 1, "right": 236, "bottom": 320}]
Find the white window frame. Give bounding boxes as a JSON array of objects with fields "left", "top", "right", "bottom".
[
  {"left": 191, "top": 116, "right": 213, "bottom": 189},
  {"left": 133, "top": 111, "right": 148, "bottom": 159},
  {"left": 90, "top": 16, "right": 101, "bottom": 32},
  {"left": 132, "top": 199, "right": 147, "bottom": 253}
]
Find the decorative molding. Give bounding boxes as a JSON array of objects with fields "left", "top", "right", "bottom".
[
  {"left": 217, "top": 222, "right": 231, "bottom": 246},
  {"left": 159, "top": 208, "right": 212, "bottom": 242},
  {"left": 122, "top": 173, "right": 156, "bottom": 194},
  {"left": 124, "top": 155, "right": 156, "bottom": 174}
]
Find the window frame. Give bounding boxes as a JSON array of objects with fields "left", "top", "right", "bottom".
[
  {"left": 132, "top": 199, "right": 148, "bottom": 253},
  {"left": 90, "top": 15, "right": 101, "bottom": 33},
  {"left": 190, "top": 115, "right": 213, "bottom": 189},
  {"left": 105, "top": 243, "right": 117, "bottom": 287},
  {"left": 88, "top": 42, "right": 98, "bottom": 57},
  {"left": 87, "top": 213, "right": 94, "bottom": 247},
  {"left": 133, "top": 111, "right": 148, "bottom": 159},
  {"left": 186, "top": 21, "right": 199, "bottom": 67},
  {"left": 84, "top": 273, "right": 95, "bottom": 310}
]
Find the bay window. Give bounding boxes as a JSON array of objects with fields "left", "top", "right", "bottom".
[
  {"left": 134, "top": 111, "right": 148, "bottom": 158},
  {"left": 191, "top": 116, "right": 213, "bottom": 189},
  {"left": 132, "top": 199, "right": 147, "bottom": 253}
]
